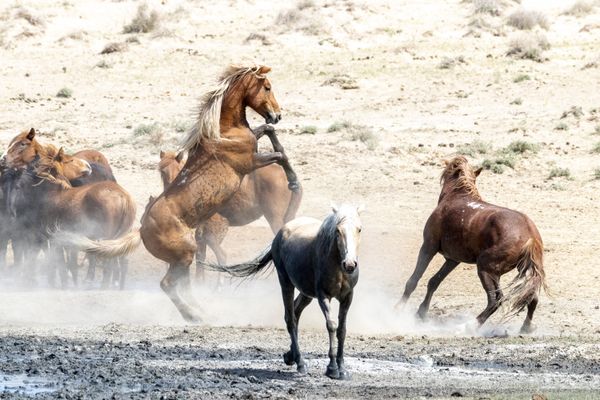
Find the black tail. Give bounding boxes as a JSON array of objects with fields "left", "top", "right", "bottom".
[{"left": 202, "top": 246, "right": 273, "bottom": 278}]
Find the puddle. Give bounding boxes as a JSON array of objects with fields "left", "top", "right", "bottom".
[{"left": 0, "top": 373, "right": 55, "bottom": 394}]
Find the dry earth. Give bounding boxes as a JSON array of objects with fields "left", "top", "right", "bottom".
[{"left": 1, "top": 0, "right": 600, "bottom": 398}]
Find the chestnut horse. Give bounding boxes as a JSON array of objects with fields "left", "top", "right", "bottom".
[
  {"left": 399, "top": 156, "right": 547, "bottom": 333},
  {"left": 15, "top": 148, "right": 136, "bottom": 287},
  {"left": 57, "top": 65, "right": 297, "bottom": 321},
  {"left": 158, "top": 139, "right": 302, "bottom": 280}
]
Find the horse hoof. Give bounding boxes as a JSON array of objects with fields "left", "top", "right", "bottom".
[
  {"left": 283, "top": 351, "right": 294, "bottom": 366},
  {"left": 416, "top": 310, "right": 428, "bottom": 321},
  {"left": 338, "top": 370, "right": 352, "bottom": 380},
  {"left": 520, "top": 323, "right": 536, "bottom": 334},
  {"left": 297, "top": 364, "right": 307, "bottom": 374},
  {"left": 325, "top": 365, "right": 340, "bottom": 380}
]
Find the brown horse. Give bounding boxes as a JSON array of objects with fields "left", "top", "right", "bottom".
[
  {"left": 399, "top": 156, "right": 547, "bottom": 333},
  {"left": 57, "top": 65, "right": 297, "bottom": 321},
  {"left": 19, "top": 149, "right": 136, "bottom": 287},
  {"left": 158, "top": 141, "right": 302, "bottom": 280},
  {"left": 2, "top": 128, "right": 92, "bottom": 179}
]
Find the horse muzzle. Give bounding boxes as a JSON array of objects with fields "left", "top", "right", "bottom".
[
  {"left": 265, "top": 111, "right": 281, "bottom": 125},
  {"left": 342, "top": 260, "right": 358, "bottom": 274}
]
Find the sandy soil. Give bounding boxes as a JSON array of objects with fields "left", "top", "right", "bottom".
[{"left": 1, "top": 0, "right": 600, "bottom": 398}]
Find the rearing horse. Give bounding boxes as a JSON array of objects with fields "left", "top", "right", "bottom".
[{"left": 57, "top": 65, "right": 293, "bottom": 322}]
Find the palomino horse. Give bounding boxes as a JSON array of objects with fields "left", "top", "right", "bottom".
[
  {"left": 399, "top": 156, "right": 547, "bottom": 333},
  {"left": 158, "top": 134, "right": 302, "bottom": 280},
  {"left": 13, "top": 148, "right": 135, "bottom": 287},
  {"left": 207, "top": 204, "right": 363, "bottom": 380},
  {"left": 57, "top": 65, "right": 297, "bottom": 321}
]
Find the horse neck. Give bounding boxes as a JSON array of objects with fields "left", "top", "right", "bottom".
[
  {"left": 219, "top": 85, "right": 249, "bottom": 133},
  {"left": 438, "top": 182, "right": 481, "bottom": 204}
]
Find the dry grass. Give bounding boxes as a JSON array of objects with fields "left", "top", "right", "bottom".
[
  {"left": 563, "top": 1, "right": 595, "bottom": 17},
  {"left": 507, "top": 32, "right": 550, "bottom": 62},
  {"left": 15, "top": 7, "right": 44, "bottom": 26},
  {"left": 329, "top": 121, "right": 378, "bottom": 150},
  {"left": 473, "top": 0, "right": 502, "bottom": 16},
  {"left": 123, "top": 4, "right": 160, "bottom": 34},
  {"left": 100, "top": 42, "right": 127, "bottom": 54},
  {"left": 322, "top": 74, "right": 359, "bottom": 90},
  {"left": 56, "top": 88, "right": 73, "bottom": 98},
  {"left": 274, "top": 2, "right": 326, "bottom": 35},
  {"left": 507, "top": 9, "right": 549, "bottom": 30},
  {"left": 438, "top": 55, "right": 466, "bottom": 69}
]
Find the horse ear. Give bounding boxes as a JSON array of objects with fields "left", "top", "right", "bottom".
[
  {"left": 331, "top": 202, "right": 338, "bottom": 213},
  {"left": 160, "top": 150, "right": 165, "bottom": 159},
  {"left": 55, "top": 147, "right": 65, "bottom": 162},
  {"left": 474, "top": 167, "right": 483, "bottom": 177},
  {"left": 175, "top": 152, "right": 184, "bottom": 163},
  {"left": 257, "top": 66, "right": 271, "bottom": 75},
  {"left": 27, "top": 128, "right": 36, "bottom": 140}
]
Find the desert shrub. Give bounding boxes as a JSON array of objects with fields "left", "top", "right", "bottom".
[
  {"left": 554, "top": 122, "right": 568, "bottom": 131},
  {"left": 16, "top": 8, "right": 44, "bottom": 26},
  {"left": 328, "top": 121, "right": 353, "bottom": 132},
  {"left": 481, "top": 155, "right": 516, "bottom": 174},
  {"left": 510, "top": 98, "right": 523, "bottom": 105},
  {"left": 328, "top": 121, "right": 378, "bottom": 150},
  {"left": 56, "top": 88, "right": 72, "bottom": 98},
  {"left": 560, "top": 106, "right": 584, "bottom": 119},
  {"left": 100, "top": 42, "right": 127, "bottom": 54},
  {"left": 548, "top": 167, "right": 571, "bottom": 179},
  {"left": 133, "top": 122, "right": 161, "bottom": 137},
  {"left": 594, "top": 125, "right": 600, "bottom": 135},
  {"left": 299, "top": 125, "right": 317, "bottom": 135},
  {"left": 438, "top": 56, "right": 466, "bottom": 69},
  {"left": 593, "top": 168, "right": 600, "bottom": 180},
  {"left": 592, "top": 142, "right": 600, "bottom": 153},
  {"left": 123, "top": 4, "right": 160, "bottom": 34},
  {"left": 507, "top": 9, "right": 549, "bottom": 30},
  {"left": 513, "top": 74, "right": 531, "bottom": 83},
  {"left": 95, "top": 60, "right": 111, "bottom": 69},
  {"left": 274, "top": 2, "right": 326, "bottom": 35},
  {"left": 504, "top": 140, "right": 540, "bottom": 155},
  {"left": 507, "top": 32, "right": 550, "bottom": 62},
  {"left": 473, "top": 0, "right": 501, "bottom": 16},
  {"left": 563, "top": 1, "right": 594, "bottom": 16},
  {"left": 457, "top": 140, "right": 491, "bottom": 157}
]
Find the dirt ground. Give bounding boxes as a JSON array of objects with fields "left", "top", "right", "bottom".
[{"left": 1, "top": 0, "right": 600, "bottom": 398}]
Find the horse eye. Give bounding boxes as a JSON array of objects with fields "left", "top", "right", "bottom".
[
  {"left": 358, "top": 228, "right": 362, "bottom": 233},
  {"left": 265, "top": 86, "right": 271, "bottom": 92}
]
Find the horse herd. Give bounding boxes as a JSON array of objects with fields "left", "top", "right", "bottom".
[{"left": 0, "top": 65, "right": 548, "bottom": 380}]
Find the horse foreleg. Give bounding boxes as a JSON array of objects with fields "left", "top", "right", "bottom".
[
  {"left": 161, "top": 262, "right": 202, "bottom": 323},
  {"left": 255, "top": 127, "right": 300, "bottom": 191},
  {"left": 398, "top": 242, "right": 437, "bottom": 307},
  {"left": 253, "top": 152, "right": 283, "bottom": 169},
  {"left": 417, "top": 259, "right": 460, "bottom": 320},
  {"left": 336, "top": 292, "right": 353, "bottom": 380},
  {"left": 283, "top": 292, "right": 312, "bottom": 373},
  {"left": 318, "top": 295, "right": 339, "bottom": 379},
  {"left": 475, "top": 270, "right": 501, "bottom": 326}
]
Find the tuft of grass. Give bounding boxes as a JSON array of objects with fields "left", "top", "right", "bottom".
[
  {"left": 507, "top": 32, "right": 550, "bottom": 62},
  {"left": 95, "top": 60, "right": 111, "bottom": 69},
  {"left": 504, "top": 140, "right": 540, "bottom": 155},
  {"left": 16, "top": 7, "right": 44, "bottom": 26},
  {"left": 56, "top": 87, "right": 72, "bottom": 98},
  {"left": 593, "top": 168, "right": 600, "bottom": 180},
  {"left": 560, "top": 106, "right": 584, "bottom": 119},
  {"left": 592, "top": 142, "right": 600, "bottom": 153},
  {"left": 563, "top": 1, "right": 594, "bottom": 17},
  {"left": 510, "top": 98, "right": 523, "bottom": 105},
  {"left": 123, "top": 4, "right": 160, "bottom": 34},
  {"left": 172, "top": 120, "right": 191, "bottom": 133},
  {"left": 438, "top": 55, "right": 466, "bottom": 69},
  {"left": 328, "top": 121, "right": 353, "bottom": 133},
  {"left": 133, "top": 122, "right": 162, "bottom": 137},
  {"left": 100, "top": 42, "right": 127, "bottom": 54},
  {"left": 457, "top": 140, "right": 491, "bottom": 157},
  {"left": 473, "top": 0, "right": 501, "bottom": 16},
  {"left": 555, "top": 122, "right": 569, "bottom": 131},
  {"left": 507, "top": 9, "right": 549, "bottom": 30},
  {"left": 274, "top": 2, "right": 326, "bottom": 36},
  {"left": 513, "top": 74, "right": 531, "bottom": 83},
  {"left": 593, "top": 125, "right": 600, "bottom": 135},
  {"left": 299, "top": 125, "right": 317, "bottom": 135},
  {"left": 297, "top": 0, "right": 315, "bottom": 10},
  {"left": 481, "top": 155, "right": 516, "bottom": 174},
  {"left": 548, "top": 167, "right": 571, "bottom": 180}
]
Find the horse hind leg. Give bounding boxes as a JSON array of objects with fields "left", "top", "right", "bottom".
[
  {"left": 416, "top": 259, "right": 459, "bottom": 320},
  {"left": 520, "top": 294, "right": 538, "bottom": 334},
  {"left": 118, "top": 256, "right": 128, "bottom": 290},
  {"left": 161, "top": 262, "right": 202, "bottom": 323},
  {"left": 283, "top": 293, "right": 312, "bottom": 373},
  {"left": 475, "top": 269, "right": 502, "bottom": 326}
]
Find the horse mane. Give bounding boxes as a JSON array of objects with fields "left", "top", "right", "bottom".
[
  {"left": 179, "top": 65, "right": 265, "bottom": 152},
  {"left": 316, "top": 204, "right": 358, "bottom": 257},
  {"left": 33, "top": 152, "right": 72, "bottom": 190},
  {"left": 440, "top": 155, "right": 481, "bottom": 200}
]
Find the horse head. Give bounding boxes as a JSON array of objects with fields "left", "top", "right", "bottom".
[
  {"left": 331, "top": 204, "right": 364, "bottom": 274},
  {"left": 158, "top": 150, "right": 185, "bottom": 189},
  {"left": 2, "top": 128, "right": 41, "bottom": 169},
  {"left": 243, "top": 66, "right": 281, "bottom": 124}
]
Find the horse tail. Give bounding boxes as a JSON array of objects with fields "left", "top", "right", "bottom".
[
  {"left": 502, "top": 238, "right": 548, "bottom": 318},
  {"left": 53, "top": 228, "right": 142, "bottom": 258},
  {"left": 203, "top": 246, "right": 273, "bottom": 278},
  {"left": 283, "top": 181, "right": 303, "bottom": 223}
]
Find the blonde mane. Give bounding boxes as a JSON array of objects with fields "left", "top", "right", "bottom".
[
  {"left": 440, "top": 155, "right": 482, "bottom": 200},
  {"left": 179, "top": 65, "right": 265, "bottom": 152}
]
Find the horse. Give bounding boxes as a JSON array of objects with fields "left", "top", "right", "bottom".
[
  {"left": 206, "top": 204, "right": 363, "bottom": 379},
  {"left": 158, "top": 136, "right": 302, "bottom": 281},
  {"left": 55, "top": 64, "right": 299, "bottom": 321},
  {"left": 13, "top": 148, "right": 136, "bottom": 287},
  {"left": 70, "top": 149, "right": 116, "bottom": 186},
  {"left": 398, "top": 156, "right": 548, "bottom": 333}
]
